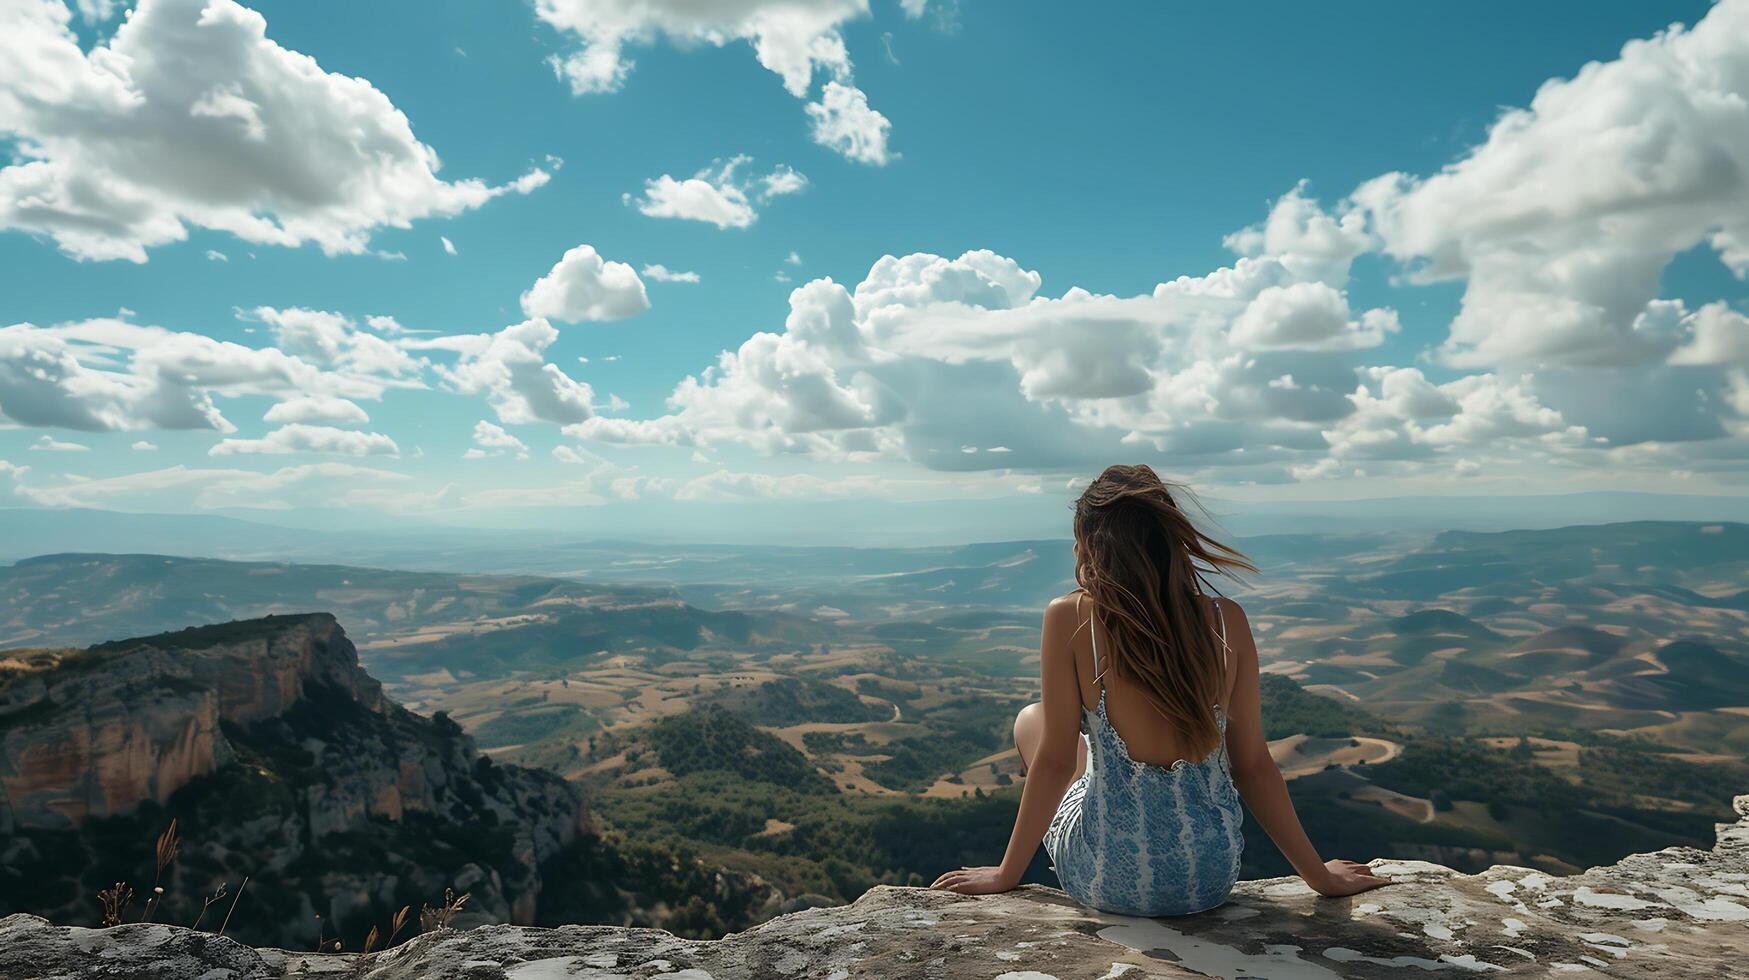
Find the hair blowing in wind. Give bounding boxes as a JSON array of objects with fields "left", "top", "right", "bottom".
[{"left": 1074, "top": 465, "right": 1257, "bottom": 759}]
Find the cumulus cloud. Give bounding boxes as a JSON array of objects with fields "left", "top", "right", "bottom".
[
  {"left": 1, "top": 310, "right": 430, "bottom": 440},
  {"left": 441, "top": 236, "right": 457, "bottom": 256},
  {"left": 415, "top": 318, "right": 596, "bottom": 425},
  {"left": 520, "top": 244, "right": 650, "bottom": 322},
  {"left": 1353, "top": 0, "right": 1749, "bottom": 369},
  {"left": 210, "top": 423, "right": 400, "bottom": 457},
  {"left": 560, "top": 162, "right": 1704, "bottom": 487},
  {"left": 247, "top": 307, "right": 421, "bottom": 379},
  {"left": 1229, "top": 282, "right": 1398, "bottom": 351},
  {"left": 630, "top": 157, "right": 806, "bottom": 229},
  {"left": 535, "top": 0, "right": 896, "bottom": 164},
  {"left": 263, "top": 396, "right": 370, "bottom": 425},
  {"left": 805, "top": 81, "right": 893, "bottom": 165},
  {"left": 566, "top": 188, "right": 1405, "bottom": 477},
  {"left": 1314, "top": 367, "right": 1586, "bottom": 471},
  {"left": 1671, "top": 302, "right": 1749, "bottom": 367},
  {"left": 0, "top": 0, "right": 548, "bottom": 262},
  {"left": 30, "top": 434, "right": 88, "bottom": 452},
  {"left": 465, "top": 419, "right": 529, "bottom": 459},
  {"left": 1, "top": 319, "right": 238, "bottom": 432},
  {"left": 642, "top": 264, "right": 701, "bottom": 283}
]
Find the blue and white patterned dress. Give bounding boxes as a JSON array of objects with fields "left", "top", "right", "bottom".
[{"left": 1041, "top": 600, "right": 1245, "bottom": 916}]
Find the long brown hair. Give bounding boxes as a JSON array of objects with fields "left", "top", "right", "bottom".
[{"left": 1073, "top": 464, "right": 1256, "bottom": 758}]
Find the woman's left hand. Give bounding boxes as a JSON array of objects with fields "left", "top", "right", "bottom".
[{"left": 930, "top": 866, "right": 1017, "bottom": 895}]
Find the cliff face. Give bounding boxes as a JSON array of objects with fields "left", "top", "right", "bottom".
[
  {"left": 4, "top": 793, "right": 1746, "bottom": 979},
  {"left": 0, "top": 615, "right": 381, "bottom": 829},
  {"left": 0, "top": 614, "right": 591, "bottom": 946}
]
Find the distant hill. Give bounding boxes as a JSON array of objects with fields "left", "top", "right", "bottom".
[
  {"left": 1349, "top": 521, "right": 1749, "bottom": 600},
  {"left": 0, "top": 554, "right": 819, "bottom": 685}
]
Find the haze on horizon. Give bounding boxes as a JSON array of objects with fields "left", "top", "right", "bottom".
[{"left": 2, "top": 0, "right": 1747, "bottom": 542}]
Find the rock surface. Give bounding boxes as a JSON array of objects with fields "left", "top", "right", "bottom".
[{"left": 5, "top": 794, "right": 1745, "bottom": 979}]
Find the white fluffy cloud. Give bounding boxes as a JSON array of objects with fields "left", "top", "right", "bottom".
[
  {"left": 465, "top": 420, "right": 530, "bottom": 460},
  {"left": 569, "top": 186, "right": 1409, "bottom": 477},
  {"left": 210, "top": 423, "right": 400, "bottom": 457},
  {"left": 631, "top": 157, "right": 806, "bottom": 229},
  {"left": 263, "top": 396, "right": 370, "bottom": 426},
  {"left": 520, "top": 244, "right": 650, "bottom": 323},
  {"left": 248, "top": 307, "right": 420, "bottom": 380},
  {"left": 806, "top": 81, "right": 892, "bottom": 165},
  {"left": 0, "top": 319, "right": 250, "bottom": 432},
  {"left": 1671, "top": 302, "right": 1749, "bottom": 367},
  {"left": 0, "top": 309, "right": 439, "bottom": 443},
  {"left": 416, "top": 319, "right": 597, "bottom": 425},
  {"left": 1229, "top": 283, "right": 1398, "bottom": 351},
  {"left": 0, "top": 0, "right": 549, "bottom": 263},
  {"left": 642, "top": 264, "right": 701, "bottom": 283},
  {"left": 30, "top": 434, "right": 89, "bottom": 452},
  {"left": 1312, "top": 367, "right": 1586, "bottom": 473},
  {"left": 535, "top": 0, "right": 909, "bottom": 164},
  {"left": 557, "top": 169, "right": 1660, "bottom": 486},
  {"left": 1354, "top": 0, "right": 1749, "bottom": 369}
]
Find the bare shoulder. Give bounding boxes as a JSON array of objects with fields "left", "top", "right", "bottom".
[
  {"left": 1041, "top": 591, "right": 1087, "bottom": 651},
  {"left": 1207, "top": 596, "right": 1256, "bottom": 656},
  {"left": 1046, "top": 589, "right": 1086, "bottom": 618},
  {"left": 1207, "top": 595, "right": 1251, "bottom": 629}
]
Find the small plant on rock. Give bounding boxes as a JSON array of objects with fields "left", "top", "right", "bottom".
[
  {"left": 418, "top": 889, "right": 470, "bottom": 932},
  {"left": 388, "top": 904, "right": 413, "bottom": 945},
  {"left": 191, "top": 882, "right": 228, "bottom": 931},
  {"left": 142, "top": 819, "right": 179, "bottom": 922},
  {"left": 96, "top": 882, "right": 133, "bottom": 927}
]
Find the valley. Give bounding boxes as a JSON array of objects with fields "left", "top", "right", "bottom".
[{"left": 1, "top": 520, "right": 1746, "bottom": 937}]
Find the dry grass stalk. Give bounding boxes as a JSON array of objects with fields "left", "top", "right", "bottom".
[
  {"left": 218, "top": 875, "right": 248, "bottom": 938},
  {"left": 143, "top": 819, "right": 180, "bottom": 922},
  {"left": 191, "top": 882, "right": 228, "bottom": 931},
  {"left": 96, "top": 882, "right": 133, "bottom": 927},
  {"left": 418, "top": 889, "right": 469, "bottom": 932},
  {"left": 387, "top": 904, "right": 412, "bottom": 945},
  {"left": 362, "top": 925, "right": 381, "bottom": 955}
]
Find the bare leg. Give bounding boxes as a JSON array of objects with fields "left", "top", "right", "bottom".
[{"left": 1012, "top": 702, "right": 1087, "bottom": 779}]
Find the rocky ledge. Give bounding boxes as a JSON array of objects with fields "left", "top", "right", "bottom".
[{"left": 6, "top": 795, "right": 1747, "bottom": 979}]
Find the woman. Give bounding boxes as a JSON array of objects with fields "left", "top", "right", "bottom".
[{"left": 931, "top": 464, "right": 1387, "bottom": 915}]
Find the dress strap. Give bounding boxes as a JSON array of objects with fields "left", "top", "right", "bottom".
[
  {"left": 1212, "top": 595, "right": 1231, "bottom": 716},
  {"left": 1089, "top": 609, "right": 1105, "bottom": 691}
]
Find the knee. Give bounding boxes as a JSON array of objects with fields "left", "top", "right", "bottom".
[{"left": 1014, "top": 701, "right": 1043, "bottom": 731}]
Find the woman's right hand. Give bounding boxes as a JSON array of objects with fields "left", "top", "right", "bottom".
[{"left": 1311, "top": 859, "right": 1391, "bottom": 897}]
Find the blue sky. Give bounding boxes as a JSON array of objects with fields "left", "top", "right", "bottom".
[{"left": 1, "top": 0, "right": 1746, "bottom": 541}]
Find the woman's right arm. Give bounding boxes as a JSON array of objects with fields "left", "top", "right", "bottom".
[{"left": 1221, "top": 601, "right": 1389, "bottom": 898}]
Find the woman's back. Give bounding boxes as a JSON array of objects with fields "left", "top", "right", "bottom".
[
  {"left": 1074, "top": 594, "right": 1238, "bottom": 769},
  {"left": 1042, "top": 592, "right": 1246, "bottom": 917}
]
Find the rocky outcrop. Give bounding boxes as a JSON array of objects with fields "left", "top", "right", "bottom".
[
  {"left": 0, "top": 614, "right": 591, "bottom": 947},
  {"left": 5, "top": 795, "right": 1745, "bottom": 979},
  {"left": 0, "top": 615, "right": 381, "bottom": 828}
]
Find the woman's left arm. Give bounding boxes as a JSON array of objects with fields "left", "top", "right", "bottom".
[{"left": 932, "top": 597, "right": 1084, "bottom": 895}]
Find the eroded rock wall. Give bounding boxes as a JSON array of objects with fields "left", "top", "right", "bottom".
[{"left": 0, "top": 614, "right": 591, "bottom": 946}]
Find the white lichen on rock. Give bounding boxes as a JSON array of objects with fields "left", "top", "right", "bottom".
[{"left": 4, "top": 795, "right": 1747, "bottom": 979}]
